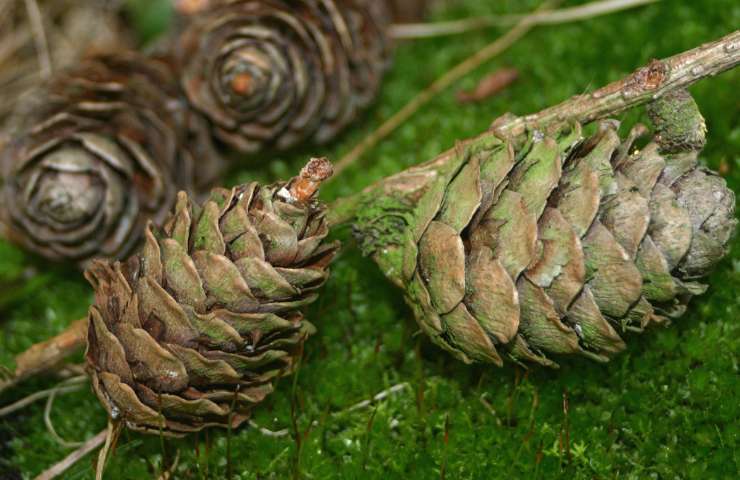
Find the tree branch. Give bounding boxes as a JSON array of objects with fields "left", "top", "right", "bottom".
[
  {"left": 494, "top": 30, "right": 740, "bottom": 137},
  {"left": 390, "top": 0, "right": 658, "bottom": 39},
  {"left": 35, "top": 429, "right": 107, "bottom": 480},
  {"left": 0, "top": 318, "right": 87, "bottom": 394}
]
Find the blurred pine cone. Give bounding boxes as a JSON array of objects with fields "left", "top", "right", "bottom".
[
  {"left": 174, "top": 0, "right": 392, "bottom": 153},
  {"left": 0, "top": 0, "right": 131, "bottom": 135},
  {"left": 0, "top": 52, "right": 223, "bottom": 267},
  {"left": 352, "top": 92, "right": 736, "bottom": 366},
  {"left": 85, "top": 159, "right": 338, "bottom": 435}
]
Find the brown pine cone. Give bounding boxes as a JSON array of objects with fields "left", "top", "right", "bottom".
[
  {"left": 175, "top": 0, "right": 392, "bottom": 153},
  {"left": 0, "top": 52, "right": 224, "bottom": 267},
  {"left": 351, "top": 92, "right": 736, "bottom": 366},
  {"left": 0, "top": 0, "right": 131, "bottom": 133},
  {"left": 85, "top": 159, "right": 338, "bottom": 435}
]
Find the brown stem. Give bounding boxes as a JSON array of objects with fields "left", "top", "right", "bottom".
[
  {"left": 0, "top": 318, "right": 87, "bottom": 394},
  {"left": 389, "top": 0, "right": 658, "bottom": 39},
  {"left": 494, "top": 30, "right": 740, "bottom": 137},
  {"left": 327, "top": 30, "right": 740, "bottom": 226},
  {"left": 35, "top": 429, "right": 107, "bottom": 480},
  {"left": 23, "top": 0, "right": 52, "bottom": 78}
]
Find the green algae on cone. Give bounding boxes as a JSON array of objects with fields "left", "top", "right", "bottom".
[{"left": 85, "top": 159, "right": 338, "bottom": 435}]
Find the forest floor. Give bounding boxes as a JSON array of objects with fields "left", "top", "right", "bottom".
[{"left": 1, "top": 0, "right": 738, "bottom": 478}]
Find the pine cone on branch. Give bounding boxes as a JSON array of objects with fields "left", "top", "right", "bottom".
[
  {"left": 0, "top": 52, "right": 223, "bottom": 267},
  {"left": 349, "top": 91, "right": 736, "bottom": 367},
  {"left": 85, "top": 158, "right": 338, "bottom": 435},
  {"left": 174, "top": 0, "right": 392, "bottom": 154}
]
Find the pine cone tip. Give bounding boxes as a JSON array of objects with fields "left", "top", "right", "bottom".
[{"left": 286, "top": 157, "right": 334, "bottom": 203}]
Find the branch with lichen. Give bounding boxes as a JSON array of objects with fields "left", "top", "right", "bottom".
[{"left": 493, "top": 30, "right": 739, "bottom": 137}]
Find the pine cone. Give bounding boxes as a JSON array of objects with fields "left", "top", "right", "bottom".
[
  {"left": 352, "top": 93, "right": 736, "bottom": 366},
  {"left": 0, "top": 0, "right": 131, "bottom": 132},
  {"left": 84, "top": 159, "right": 338, "bottom": 435},
  {"left": 175, "top": 0, "right": 392, "bottom": 153},
  {"left": 0, "top": 52, "right": 223, "bottom": 267}
]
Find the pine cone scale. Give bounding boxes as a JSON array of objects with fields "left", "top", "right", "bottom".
[
  {"left": 568, "top": 288, "right": 626, "bottom": 354},
  {"left": 525, "top": 207, "right": 585, "bottom": 315},
  {"left": 553, "top": 160, "right": 600, "bottom": 238},
  {"left": 237, "top": 257, "right": 299, "bottom": 298},
  {"left": 418, "top": 220, "right": 466, "bottom": 314},
  {"left": 437, "top": 156, "right": 482, "bottom": 232},
  {"left": 600, "top": 173, "right": 651, "bottom": 257},
  {"left": 441, "top": 303, "right": 500, "bottom": 364},
  {"left": 508, "top": 137, "right": 563, "bottom": 218},
  {"left": 136, "top": 278, "right": 201, "bottom": 345},
  {"left": 160, "top": 238, "right": 209, "bottom": 309},
  {"left": 165, "top": 343, "right": 242, "bottom": 386},
  {"left": 582, "top": 221, "right": 643, "bottom": 319},
  {"left": 93, "top": 371, "right": 166, "bottom": 428},
  {"left": 464, "top": 247, "right": 519, "bottom": 344}
]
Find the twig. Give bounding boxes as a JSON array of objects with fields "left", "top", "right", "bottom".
[
  {"left": 390, "top": 0, "right": 658, "bottom": 39},
  {"left": 0, "top": 376, "right": 85, "bottom": 417},
  {"left": 23, "top": 0, "right": 52, "bottom": 78},
  {"left": 0, "top": 317, "right": 87, "bottom": 394},
  {"left": 494, "top": 29, "right": 740, "bottom": 137},
  {"left": 345, "top": 383, "right": 410, "bottom": 413},
  {"left": 34, "top": 429, "right": 107, "bottom": 480},
  {"left": 248, "top": 420, "right": 291, "bottom": 438},
  {"left": 95, "top": 420, "right": 121, "bottom": 480},
  {"left": 157, "top": 449, "right": 181, "bottom": 480},
  {"left": 247, "top": 383, "right": 411, "bottom": 438},
  {"left": 330, "top": 1, "right": 556, "bottom": 180},
  {"left": 44, "top": 377, "right": 89, "bottom": 448}
]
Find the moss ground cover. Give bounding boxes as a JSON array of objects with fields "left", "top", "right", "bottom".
[{"left": 1, "top": 1, "right": 738, "bottom": 478}]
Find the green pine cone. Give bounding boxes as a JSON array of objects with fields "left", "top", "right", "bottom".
[
  {"left": 352, "top": 93, "right": 736, "bottom": 367},
  {"left": 85, "top": 159, "right": 338, "bottom": 435}
]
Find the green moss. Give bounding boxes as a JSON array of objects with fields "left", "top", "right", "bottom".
[
  {"left": 123, "top": 0, "right": 173, "bottom": 46},
  {"left": 2, "top": 0, "right": 739, "bottom": 478},
  {"left": 647, "top": 89, "right": 708, "bottom": 152}
]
